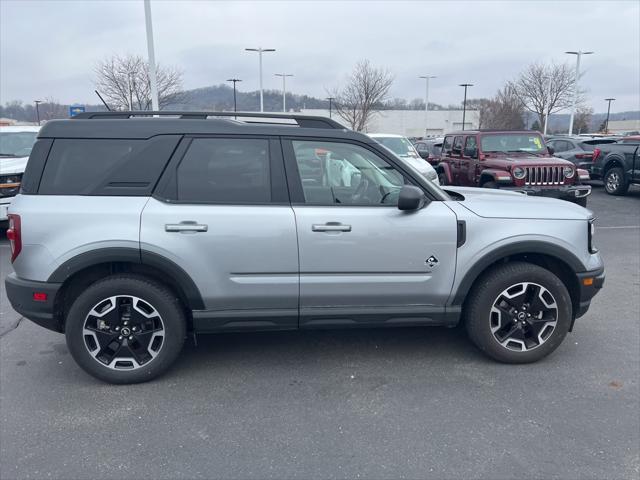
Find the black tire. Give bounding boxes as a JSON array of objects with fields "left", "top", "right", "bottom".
[
  {"left": 65, "top": 275, "right": 186, "bottom": 384},
  {"left": 603, "top": 167, "right": 629, "bottom": 196},
  {"left": 482, "top": 181, "right": 498, "bottom": 189},
  {"left": 464, "top": 262, "right": 572, "bottom": 364},
  {"left": 438, "top": 171, "right": 448, "bottom": 185},
  {"left": 571, "top": 196, "right": 588, "bottom": 208}
]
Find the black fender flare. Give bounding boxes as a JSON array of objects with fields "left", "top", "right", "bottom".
[
  {"left": 450, "top": 240, "right": 585, "bottom": 306},
  {"left": 48, "top": 247, "right": 205, "bottom": 310}
]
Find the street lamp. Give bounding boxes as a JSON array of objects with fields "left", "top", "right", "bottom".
[
  {"left": 245, "top": 47, "right": 276, "bottom": 112},
  {"left": 226, "top": 78, "right": 242, "bottom": 117},
  {"left": 34, "top": 100, "right": 42, "bottom": 125},
  {"left": 143, "top": 0, "right": 160, "bottom": 111},
  {"left": 274, "top": 73, "right": 293, "bottom": 112},
  {"left": 459, "top": 83, "right": 473, "bottom": 130},
  {"left": 604, "top": 98, "right": 615, "bottom": 133},
  {"left": 419, "top": 75, "right": 436, "bottom": 136},
  {"left": 326, "top": 97, "right": 335, "bottom": 118},
  {"left": 566, "top": 50, "right": 594, "bottom": 134}
]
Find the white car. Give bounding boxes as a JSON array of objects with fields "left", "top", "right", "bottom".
[
  {"left": 368, "top": 133, "right": 440, "bottom": 185},
  {"left": 0, "top": 125, "right": 40, "bottom": 223}
]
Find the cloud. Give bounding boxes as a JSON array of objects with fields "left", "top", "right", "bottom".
[{"left": 1, "top": 0, "right": 638, "bottom": 111}]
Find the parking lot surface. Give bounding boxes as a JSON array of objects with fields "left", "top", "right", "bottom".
[{"left": 1, "top": 185, "right": 639, "bottom": 480}]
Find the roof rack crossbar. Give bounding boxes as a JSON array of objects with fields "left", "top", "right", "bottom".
[{"left": 72, "top": 111, "right": 345, "bottom": 129}]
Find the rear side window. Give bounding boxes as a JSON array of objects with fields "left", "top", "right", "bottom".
[
  {"left": 176, "top": 138, "right": 271, "bottom": 203},
  {"left": 452, "top": 136, "right": 463, "bottom": 155},
  {"left": 38, "top": 136, "right": 180, "bottom": 196}
]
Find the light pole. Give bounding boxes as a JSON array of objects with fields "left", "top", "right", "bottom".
[
  {"left": 326, "top": 97, "right": 335, "bottom": 118},
  {"left": 566, "top": 50, "right": 594, "bottom": 134},
  {"left": 459, "top": 83, "right": 473, "bottom": 130},
  {"left": 419, "top": 75, "right": 436, "bottom": 136},
  {"left": 245, "top": 47, "right": 276, "bottom": 112},
  {"left": 143, "top": 0, "right": 160, "bottom": 111},
  {"left": 227, "top": 78, "right": 242, "bottom": 116},
  {"left": 34, "top": 100, "right": 42, "bottom": 125},
  {"left": 604, "top": 98, "right": 615, "bottom": 133},
  {"left": 274, "top": 73, "right": 293, "bottom": 112}
]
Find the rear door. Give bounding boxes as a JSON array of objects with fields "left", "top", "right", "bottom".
[
  {"left": 141, "top": 135, "right": 298, "bottom": 329},
  {"left": 282, "top": 137, "right": 458, "bottom": 327}
]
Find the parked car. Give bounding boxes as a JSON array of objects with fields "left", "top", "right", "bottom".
[
  {"left": 620, "top": 135, "right": 640, "bottom": 144},
  {"left": 414, "top": 138, "right": 444, "bottom": 166},
  {"left": 5, "top": 112, "right": 604, "bottom": 383},
  {"left": 368, "top": 133, "right": 440, "bottom": 185},
  {"left": 0, "top": 125, "right": 40, "bottom": 225},
  {"left": 590, "top": 140, "right": 640, "bottom": 195},
  {"left": 547, "top": 136, "right": 618, "bottom": 171},
  {"left": 437, "top": 130, "right": 592, "bottom": 207}
]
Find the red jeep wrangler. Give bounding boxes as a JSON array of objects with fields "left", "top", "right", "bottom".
[{"left": 437, "top": 130, "right": 591, "bottom": 206}]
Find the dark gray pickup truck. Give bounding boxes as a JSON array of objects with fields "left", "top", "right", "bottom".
[{"left": 591, "top": 141, "right": 640, "bottom": 195}]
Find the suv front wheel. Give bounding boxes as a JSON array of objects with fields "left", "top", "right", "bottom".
[
  {"left": 65, "top": 275, "right": 187, "bottom": 384},
  {"left": 464, "top": 262, "right": 572, "bottom": 363}
]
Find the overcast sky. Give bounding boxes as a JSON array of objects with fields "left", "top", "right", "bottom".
[{"left": 1, "top": 0, "right": 639, "bottom": 112}]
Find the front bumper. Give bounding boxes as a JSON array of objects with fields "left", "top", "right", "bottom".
[
  {"left": 5, "top": 274, "right": 63, "bottom": 332},
  {"left": 504, "top": 184, "right": 591, "bottom": 200},
  {"left": 574, "top": 266, "right": 605, "bottom": 320}
]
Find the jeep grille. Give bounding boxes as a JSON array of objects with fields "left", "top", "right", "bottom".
[{"left": 524, "top": 166, "right": 564, "bottom": 186}]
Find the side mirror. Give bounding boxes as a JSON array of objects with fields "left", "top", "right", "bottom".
[
  {"left": 398, "top": 185, "right": 426, "bottom": 211},
  {"left": 418, "top": 150, "right": 430, "bottom": 159},
  {"left": 547, "top": 146, "right": 555, "bottom": 155}
]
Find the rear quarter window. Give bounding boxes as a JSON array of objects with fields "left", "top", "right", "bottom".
[{"left": 38, "top": 135, "right": 180, "bottom": 196}]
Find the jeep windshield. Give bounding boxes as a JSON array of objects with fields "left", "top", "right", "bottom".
[
  {"left": 480, "top": 133, "right": 546, "bottom": 154},
  {"left": 0, "top": 131, "right": 38, "bottom": 157}
]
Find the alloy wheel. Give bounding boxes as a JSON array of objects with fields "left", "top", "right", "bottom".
[
  {"left": 82, "top": 295, "right": 165, "bottom": 370},
  {"left": 606, "top": 171, "right": 620, "bottom": 193},
  {"left": 489, "top": 282, "right": 558, "bottom": 352}
]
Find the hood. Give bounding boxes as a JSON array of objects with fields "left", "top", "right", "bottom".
[
  {"left": 0, "top": 156, "right": 28, "bottom": 175},
  {"left": 489, "top": 155, "right": 573, "bottom": 166},
  {"left": 445, "top": 186, "right": 591, "bottom": 220}
]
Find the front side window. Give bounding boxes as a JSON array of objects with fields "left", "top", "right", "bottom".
[
  {"left": 0, "top": 131, "right": 38, "bottom": 157},
  {"left": 480, "top": 133, "right": 546, "bottom": 154},
  {"left": 452, "top": 136, "right": 463, "bottom": 155},
  {"left": 464, "top": 136, "right": 477, "bottom": 157},
  {"left": 443, "top": 136, "right": 453, "bottom": 153},
  {"left": 177, "top": 138, "right": 270, "bottom": 203},
  {"left": 374, "top": 136, "right": 419, "bottom": 158},
  {"left": 291, "top": 140, "right": 408, "bottom": 206}
]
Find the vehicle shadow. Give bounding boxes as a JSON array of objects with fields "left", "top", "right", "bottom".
[{"left": 169, "top": 325, "right": 485, "bottom": 377}]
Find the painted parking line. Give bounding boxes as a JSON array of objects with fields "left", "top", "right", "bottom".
[{"left": 598, "top": 226, "right": 640, "bottom": 230}]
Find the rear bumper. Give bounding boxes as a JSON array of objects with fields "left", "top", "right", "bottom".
[
  {"left": 5, "top": 273, "right": 62, "bottom": 332},
  {"left": 574, "top": 266, "right": 605, "bottom": 320},
  {"left": 505, "top": 184, "right": 591, "bottom": 200}
]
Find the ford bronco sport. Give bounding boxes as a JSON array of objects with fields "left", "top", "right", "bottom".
[
  {"left": 438, "top": 130, "right": 592, "bottom": 207},
  {"left": 6, "top": 112, "right": 604, "bottom": 384}
]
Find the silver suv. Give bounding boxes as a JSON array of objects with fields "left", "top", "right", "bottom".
[{"left": 5, "top": 112, "right": 605, "bottom": 384}]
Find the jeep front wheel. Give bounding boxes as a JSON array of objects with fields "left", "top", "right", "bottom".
[
  {"left": 65, "top": 275, "right": 186, "bottom": 384},
  {"left": 464, "top": 262, "right": 572, "bottom": 363}
]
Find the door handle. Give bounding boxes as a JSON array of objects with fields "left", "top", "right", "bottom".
[
  {"left": 165, "top": 222, "right": 208, "bottom": 232},
  {"left": 312, "top": 223, "right": 352, "bottom": 232}
]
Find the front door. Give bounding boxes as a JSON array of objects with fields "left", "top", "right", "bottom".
[
  {"left": 141, "top": 136, "right": 298, "bottom": 330},
  {"left": 283, "top": 138, "right": 458, "bottom": 327}
]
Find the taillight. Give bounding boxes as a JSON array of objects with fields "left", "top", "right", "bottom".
[
  {"left": 592, "top": 148, "right": 601, "bottom": 163},
  {"left": 6, "top": 214, "right": 21, "bottom": 263}
]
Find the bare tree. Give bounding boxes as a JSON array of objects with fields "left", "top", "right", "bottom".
[
  {"left": 329, "top": 60, "right": 394, "bottom": 131},
  {"left": 509, "top": 62, "right": 579, "bottom": 131},
  {"left": 573, "top": 105, "right": 593, "bottom": 134},
  {"left": 94, "top": 55, "right": 183, "bottom": 110}
]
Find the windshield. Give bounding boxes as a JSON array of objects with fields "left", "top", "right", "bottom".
[
  {"left": 374, "top": 136, "right": 418, "bottom": 157},
  {"left": 480, "top": 133, "right": 546, "bottom": 154},
  {"left": 0, "top": 131, "right": 38, "bottom": 157}
]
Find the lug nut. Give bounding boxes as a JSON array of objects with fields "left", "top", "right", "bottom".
[
  {"left": 123, "top": 321, "right": 129, "bottom": 326},
  {"left": 132, "top": 327, "right": 137, "bottom": 332},
  {"left": 115, "top": 326, "right": 120, "bottom": 331},
  {"left": 128, "top": 336, "right": 133, "bottom": 341},
  {"left": 118, "top": 335, "right": 123, "bottom": 340}
]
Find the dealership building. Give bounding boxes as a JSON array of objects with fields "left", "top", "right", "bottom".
[{"left": 301, "top": 109, "right": 480, "bottom": 137}]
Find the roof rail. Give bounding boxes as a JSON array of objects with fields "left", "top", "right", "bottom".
[{"left": 72, "top": 111, "right": 346, "bottom": 130}]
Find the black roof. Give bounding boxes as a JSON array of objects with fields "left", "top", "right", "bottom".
[{"left": 38, "top": 111, "right": 372, "bottom": 142}]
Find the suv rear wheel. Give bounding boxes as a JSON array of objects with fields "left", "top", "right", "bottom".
[
  {"left": 65, "top": 275, "right": 186, "bottom": 384},
  {"left": 464, "top": 262, "right": 572, "bottom": 363}
]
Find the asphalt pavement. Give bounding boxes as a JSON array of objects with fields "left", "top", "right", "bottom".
[{"left": 1, "top": 185, "right": 639, "bottom": 480}]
